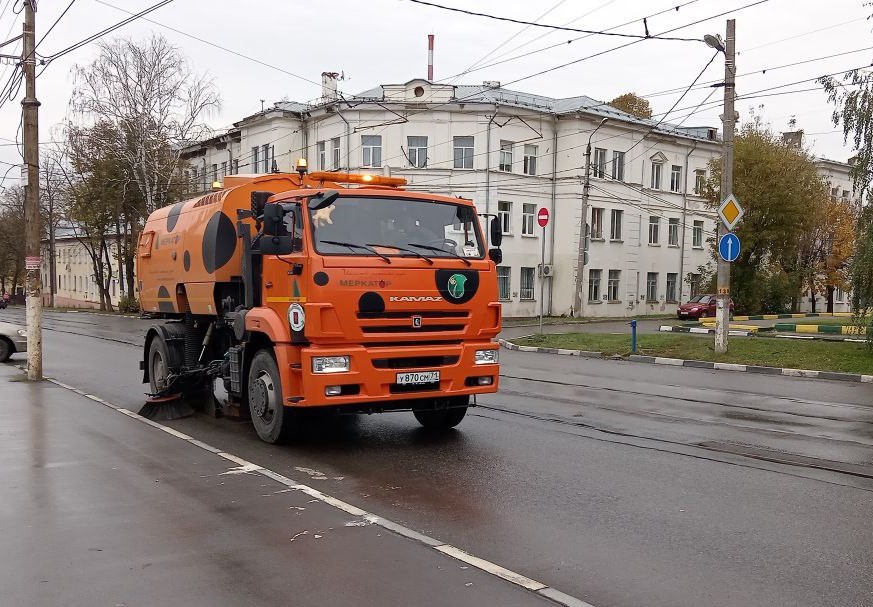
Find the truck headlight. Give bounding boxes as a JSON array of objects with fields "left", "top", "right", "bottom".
[
  {"left": 17, "top": 329, "right": 26, "bottom": 337},
  {"left": 474, "top": 349, "right": 498, "bottom": 365},
  {"left": 312, "top": 356, "right": 350, "bottom": 374}
]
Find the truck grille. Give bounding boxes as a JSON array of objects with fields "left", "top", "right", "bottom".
[
  {"left": 361, "top": 324, "right": 465, "bottom": 334},
  {"left": 372, "top": 355, "right": 459, "bottom": 369},
  {"left": 357, "top": 310, "right": 467, "bottom": 319}
]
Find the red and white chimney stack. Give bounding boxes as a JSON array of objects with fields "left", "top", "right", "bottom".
[{"left": 427, "top": 34, "right": 434, "bottom": 81}]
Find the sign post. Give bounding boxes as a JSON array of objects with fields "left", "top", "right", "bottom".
[{"left": 538, "top": 207, "right": 550, "bottom": 334}]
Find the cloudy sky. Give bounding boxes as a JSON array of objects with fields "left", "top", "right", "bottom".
[{"left": 0, "top": 0, "right": 871, "bottom": 185}]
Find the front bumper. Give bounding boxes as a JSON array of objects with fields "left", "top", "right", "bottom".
[{"left": 286, "top": 341, "right": 499, "bottom": 407}]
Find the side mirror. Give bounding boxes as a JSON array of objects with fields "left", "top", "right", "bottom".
[
  {"left": 259, "top": 203, "right": 292, "bottom": 255},
  {"left": 488, "top": 248, "right": 502, "bottom": 264},
  {"left": 308, "top": 189, "right": 340, "bottom": 210},
  {"left": 490, "top": 217, "right": 503, "bottom": 247}
]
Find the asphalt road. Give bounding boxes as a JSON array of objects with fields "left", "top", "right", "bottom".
[{"left": 2, "top": 307, "right": 873, "bottom": 607}]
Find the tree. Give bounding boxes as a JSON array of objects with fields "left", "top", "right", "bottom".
[
  {"left": 69, "top": 34, "right": 219, "bottom": 297},
  {"left": 706, "top": 117, "right": 828, "bottom": 314},
  {"left": 0, "top": 186, "right": 25, "bottom": 296},
  {"left": 609, "top": 92, "right": 653, "bottom": 119}
]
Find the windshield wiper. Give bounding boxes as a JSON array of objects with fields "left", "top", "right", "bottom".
[
  {"left": 407, "top": 242, "right": 472, "bottom": 266},
  {"left": 366, "top": 243, "right": 434, "bottom": 265},
  {"left": 320, "top": 240, "right": 392, "bottom": 264}
]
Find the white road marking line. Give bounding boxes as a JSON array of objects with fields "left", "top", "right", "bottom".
[
  {"left": 45, "top": 377, "right": 596, "bottom": 607},
  {"left": 434, "top": 544, "right": 547, "bottom": 591}
]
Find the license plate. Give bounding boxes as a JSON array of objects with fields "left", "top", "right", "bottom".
[{"left": 396, "top": 371, "right": 440, "bottom": 385}]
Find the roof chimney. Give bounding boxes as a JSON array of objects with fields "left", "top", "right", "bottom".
[
  {"left": 427, "top": 34, "right": 434, "bottom": 81},
  {"left": 321, "top": 72, "right": 339, "bottom": 103}
]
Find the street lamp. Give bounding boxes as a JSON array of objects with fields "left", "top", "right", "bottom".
[
  {"left": 704, "top": 33, "right": 725, "bottom": 53},
  {"left": 573, "top": 117, "right": 609, "bottom": 316}
]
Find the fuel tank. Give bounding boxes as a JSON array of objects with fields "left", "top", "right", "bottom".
[{"left": 137, "top": 173, "right": 304, "bottom": 316}]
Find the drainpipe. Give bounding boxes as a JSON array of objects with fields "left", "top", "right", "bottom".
[
  {"left": 679, "top": 141, "right": 697, "bottom": 302},
  {"left": 548, "top": 116, "right": 558, "bottom": 314},
  {"left": 485, "top": 107, "right": 497, "bottom": 247},
  {"left": 301, "top": 116, "right": 309, "bottom": 167}
]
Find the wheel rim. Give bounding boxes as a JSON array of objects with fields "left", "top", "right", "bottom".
[
  {"left": 151, "top": 349, "right": 167, "bottom": 391},
  {"left": 250, "top": 370, "right": 276, "bottom": 424}
]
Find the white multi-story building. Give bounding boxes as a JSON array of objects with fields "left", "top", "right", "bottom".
[{"left": 182, "top": 76, "right": 723, "bottom": 318}]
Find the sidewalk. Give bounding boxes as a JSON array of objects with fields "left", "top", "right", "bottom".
[{"left": 0, "top": 365, "right": 564, "bottom": 607}]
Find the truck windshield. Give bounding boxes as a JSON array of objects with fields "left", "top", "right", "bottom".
[{"left": 308, "top": 196, "right": 484, "bottom": 259}]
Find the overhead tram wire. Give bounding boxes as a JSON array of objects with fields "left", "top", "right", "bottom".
[{"left": 403, "top": 0, "right": 702, "bottom": 41}]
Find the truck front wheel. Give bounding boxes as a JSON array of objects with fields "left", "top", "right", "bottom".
[
  {"left": 247, "top": 349, "right": 294, "bottom": 444},
  {"left": 413, "top": 396, "right": 468, "bottom": 429}
]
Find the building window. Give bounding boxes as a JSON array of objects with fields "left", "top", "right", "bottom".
[
  {"left": 220, "top": 161, "right": 227, "bottom": 178},
  {"left": 233, "top": 159, "right": 239, "bottom": 175},
  {"left": 593, "top": 148, "right": 607, "bottom": 178},
  {"left": 454, "top": 136, "right": 474, "bottom": 169},
  {"left": 651, "top": 162, "right": 662, "bottom": 189},
  {"left": 648, "top": 216, "right": 660, "bottom": 245},
  {"left": 499, "top": 141, "right": 513, "bottom": 172},
  {"left": 610, "top": 209, "right": 623, "bottom": 240},
  {"left": 362, "top": 135, "right": 382, "bottom": 168},
  {"left": 522, "top": 203, "right": 536, "bottom": 236},
  {"left": 497, "top": 267, "right": 511, "bottom": 301},
  {"left": 692, "top": 220, "right": 704, "bottom": 248},
  {"left": 211, "top": 164, "right": 218, "bottom": 182},
  {"left": 407, "top": 136, "right": 428, "bottom": 168},
  {"left": 262, "top": 144, "right": 271, "bottom": 173},
  {"left": 332, "top": 137, "right": 341, "bottom": 169},
  {"left": 498, "top": 201, "right": 512, "bottom": 235},
  {"left": 251, "top": 146, "right": 259, "bottom": 173},
  {"left": 689, "top": 273, "right": 701, "bottom": 298},
  {"left": 694, "top": 169, "right": 706, "bottom": 195},
  {"left": 835, "top": 286, "right": 845, "bottom": 302},
  {"left": 520, "top": 267, "right": 536, "bottom": 300},
  {"left": 670, "top": 165, "right": 682, "bottom": 193},
  {"left": 666, "top": 273, "right": 678, "bottom": 302},
  {"left": 646, "top": 272, "right": 658, "bottom": 301},
  {"left": 668, "top": 218, "right": 679, "bottom": 246},
  {"left": 612, "top": 151, "right": 625, "bottom": 181},
  {"left": 591, "top": 207, "right": 604, "bottom": 239},
  {"left": 317, "top": 141, "right": 326, "bottom": 170},
  {"left": 588, "top": 269, "right": 602, "bottom": 302},
  {"left": 523, "top": 144, "right": 537, "bottom": 176},
  {"left": 607, "top": 270, "right": 620, "bottom": 301}
]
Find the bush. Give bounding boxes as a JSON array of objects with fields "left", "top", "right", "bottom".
[{"left": 118, "top": 294, "right": 140, "bottom": 314}]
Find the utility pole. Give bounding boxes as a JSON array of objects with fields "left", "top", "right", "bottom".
[
  {"left": 22, "top": 0, "right": 42, "bottom": 380},
  {"left": 573, "top": 117, "right": 607, "bottom": 316},
  {"left": 714, "top": 19, "right": 736, "bottom": 354}
]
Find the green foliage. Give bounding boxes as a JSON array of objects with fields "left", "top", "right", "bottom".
[
  {"left": 117, "top": 294, "right": 140, "bottom": 314},
  {"left": 609, "top": 92, "right": 653, "bottom": 119},
  {"left": 706, "top": 118, "right": 827, "bottom": 314}
]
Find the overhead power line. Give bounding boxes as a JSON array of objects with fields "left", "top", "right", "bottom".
[{"left": 403, "top": 0, "right": 702, "bottom": 41}]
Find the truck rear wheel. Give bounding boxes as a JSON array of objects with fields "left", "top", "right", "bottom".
[
  {"left": 247, "top": 349, "right": 294, "bottom": 444},
  {"left": 413, "top": 396, "right": 468, "bottom": 429}
]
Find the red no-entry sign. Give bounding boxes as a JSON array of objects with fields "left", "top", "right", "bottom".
[{"left": 537, "top": 207, "right": 550, "bottom": 227}]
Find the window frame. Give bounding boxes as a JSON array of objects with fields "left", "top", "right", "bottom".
[
  {"left": 607, "top": 269, "right": 620, "bottom": 301},
  {"left": 593, "top": 148, "right": 607, "bottom": 179},
  {"left": 407, "top": 136, "right": 428, "bottom": 168},
  {"left": 520, "top": 267, "right": 536, "bottom": 301},
  {"left": 612, "top": 151, "right": 625, "bottom": 181},
  {"left": 670, "top": 165, "right": 682, "bottom": 193},
  {"left": 694, "top": 169, "right": 706, "bottom": 195},
  {"left": 610, "top": 209, "right": 623, "bottom": 241},
  {"left": 668, "top": 218, "right": 679, "bottom": 246},
  {"left": 650, "top": 162, "right": 663, "bottom": 190},
  {"left": 590, "top": 207, "right": 604, "bottom": 240},
  {"left": 362, "top": 134, "right": 382, "bottom": 168},
  {"left": 499, "top": 141, "right": 513, "bottom": 172},
  {"left": 646, "top": 272, "right": 659, "bottom": 302},
  {"left": 588, "top": 269, "right": 602, "bottom": 302},
  {"left": 692, "top": 220, "right": 704, "bottom": 248},
  {"left": 521, "top": 203, "right": 536, "bottom": 236},
  {"left": 666, "top": 272, "right": 678, "bottom": 303},
  {"left": 648, "top": 215, "right": 660, "bottom": 245},
  {"left": 497, "top": 201, "right": 512, "bottom": 235},
  {"left": 251, "top": 146, "right": 259, "bottom": 173},
  {"left": 453, "top": 136, "right": 474, "bottom": 169},
  {"left": 331, "top": 137, "right": 341, "bottom": 170},
  {"left": 523, "top": 144, "right": 538, "bottom": 176},
  {"left": 497, "top": 266, "right": 511, "bottom": 301},
  {"left": 262, "top": 144, "right": 271, "bottom": 173},
  {"left": 317, "top": 141, "right": 326, "bottom": 171}
]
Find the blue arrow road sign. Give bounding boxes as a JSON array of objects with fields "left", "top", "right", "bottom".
[{"left": 719, "top": 233, "right": 740, "bottom": 262}]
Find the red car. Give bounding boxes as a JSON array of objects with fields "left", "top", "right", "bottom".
[{"left": 677, "top": 294, "right": 734, "bottom": 319}]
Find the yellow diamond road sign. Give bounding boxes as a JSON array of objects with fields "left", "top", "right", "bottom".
[{"left": 718, "top": 194, "right": 744, "bottom": 231}]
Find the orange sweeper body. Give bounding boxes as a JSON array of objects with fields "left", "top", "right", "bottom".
[{"left": 137, "top": 168, "right": 502, "bottom": 443}]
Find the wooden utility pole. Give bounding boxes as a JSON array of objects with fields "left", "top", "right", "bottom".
[
  {"left": 22, "top": 0, "right": 42, "bottom": 380},
  {"left": 714, "top": 19, "right": 736, "bottom": 354}
]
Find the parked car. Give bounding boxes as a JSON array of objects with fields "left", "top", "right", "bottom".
[
  {"left": 677, "top": 294, "right": 735, "bottom": 319},
  {"left": 0, "top": 321, "right": 27, "bottom": 362}
]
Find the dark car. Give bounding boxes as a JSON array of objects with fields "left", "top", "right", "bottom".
[{"left": 677, "top": 294, "right": 735, "bottom": 319}]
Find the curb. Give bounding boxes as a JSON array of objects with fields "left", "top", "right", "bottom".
[
  {"left": 659, "top": 325, "right": 752, "bottom": 336},
  {"left": 498, "top": 339, "right": 873, "bottom": 384},
  {"left": 732, "top": 312, "right": 853, "bottom": 321}
]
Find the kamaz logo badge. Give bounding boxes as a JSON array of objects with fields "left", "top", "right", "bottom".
[
  {"left": 389, "top": 296, "right": 443, "bottom": 302},
  {"left": 411, "top": 315, "right": 423, "bottom": 328}
]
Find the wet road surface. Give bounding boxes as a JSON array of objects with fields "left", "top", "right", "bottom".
[{"left": 2, "top": 307, "right": 873, "bottom": 606}]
